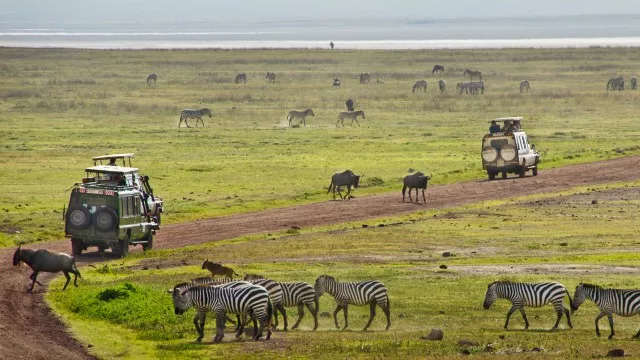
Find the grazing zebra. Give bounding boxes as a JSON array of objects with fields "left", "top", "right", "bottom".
[
  {"left": 244, "top": 278, "right": 288, "bottom": 330},
  {"left": 336, "top": 110, "right": 365, "bottom": 127},
  {"left": 146, "top": 73, "right": 157, "bottom": 86},
  {"left": 571, "top": 283, "right": 640, "bottom": 339},
  {"left": 245, "top": 274, "right": 318, "bottom": 331},
  {"left": 457, "top": 82, "right": 477, "bottom": 95},
  {"left": 345, "top": 99, "right": 354, "bottom": 112},
  {"left": 235, "top": 72, "right": 247, "bottom": 84},
  {"left": 314, "top": 275, "right": 390, "bottom": 331},
  {"left": 287, "top": 108, "right": 315, "bottom": 127},
  {"left": 266, "top": 72, "right": 276, "bottom": 83},
  {"left": 359, "top": 72, "right": 371, "bottom": 84},
  {"left": 463, "top": 69, "right": 483, "bottom": 81},
  {"left": 327, "top": 170, "right": 361, "bottom": 200},
  {"left": 432, "top": 64, "right": 445, "bottom": 75},
  {"left": 519, "top": 80, "right": 530, "bottom": 93},
  {"left": 475, "top": 81, "right": 485, "bottom": 94},
  {"left": 483, "top": 281, "right": 573, "bottom": 330},
  {"left": 438, "top": 79, "right": 446, "bottom": 93},
  {"left": 631, "top": 76, "right": 638, "bottom": 90},
  {"left": 412, "top": 80, "right": 427, "bottom": 93},
  {"left": 170, "top": 283, "right": 272, "bottom": 343},
  {"left": 333, "top": 78, "right": 341, "bottom": 87},
  {"left": 607, "top": 77, "right": 624, "bottom": 91},
  {"left": 178, "top": 108, "right": 212, "bottom": 128}
]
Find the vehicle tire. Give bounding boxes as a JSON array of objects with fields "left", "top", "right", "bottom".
[
  {"left": 93, "top": 207, "right": 118, "bottom": 232},
  {"left": 488, "top": 171, "right": 495, "bottom": 180},
  {"left": 532, "top": 166, "right": 538, "bottom": 176},
  {"left": 113, "top": 239, "right": 129, "bottom": 258},
  {"left": 502, "top": 171, "right": 507, "bottom": 179},
  {"left": 519, "top": 165, "right": 526, "bottom": 178},
  {"left": 142, "top": 233, "right": 154, "bottom": 251},
  {"left": 71, "top": 239, "right": 83, "bottom": 256},
  {"left": 66, "top": 205, "right": 91, "bottom": 230}
]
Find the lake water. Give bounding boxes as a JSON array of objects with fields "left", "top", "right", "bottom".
[{"left": 1, "top": 15, "right": 640, "bottom": 49}]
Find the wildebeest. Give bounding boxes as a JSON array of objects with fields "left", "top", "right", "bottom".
[
  {"left": 412, "top": 80, "right": 427, "bottom": 93},
  {"left": 266, "top": 72, "right": 276, "bottom": 83},
  {"left": 327, "top": 170, "right": 361, "bottom": 200},
  {"left": 333, "top": 78, "right": 341, "bottom": 87},
  {"left": 519, "top": 80, "right": 531, "bottom": 93},
  {"left": 432, "top": 65, "right": 445, "bottom": 75},
  {"left": 359, "top": 73, "right": 371, "bottom": 84},
  {"left": 463, "top": 69, "right": 483, "bottom": 81},
  {"left": 202, "top": 260, "right": 240, "bottom": 278},
  {"left": 438, "top": 79, "right": 446, "bottom": 93},
  {"left": 345, "top": 99, "right": 354, "bottom": 111},
  {"left": 13, "top": 246, "right": 81, "bottom": 292},
  {"left": 146, "top": 73, "right": 158, "bottom": 86},
  {"left": 402, "top": 172, "right": 432, "bottom": 203},
  {"left": 235, "top": 72, "right": 247, "bottom": 84}
]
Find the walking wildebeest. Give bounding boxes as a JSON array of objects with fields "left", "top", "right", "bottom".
[
  {"left": 327, "top": 170, "right": 361, "bottom": 200},
  {"left": 402, "top": 172, "right": 432, "bottom": 203}
]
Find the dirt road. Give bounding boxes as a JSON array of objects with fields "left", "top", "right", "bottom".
[{"left": 1, "top": 155, "right": 638, "bottom": 359}]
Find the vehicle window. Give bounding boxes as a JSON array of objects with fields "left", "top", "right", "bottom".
[
  {"left": 490, "top": 139, "right": 509, "bottom": 150},
  {"left": 83, "top": 196, "right": 106, "bottom": 214}
]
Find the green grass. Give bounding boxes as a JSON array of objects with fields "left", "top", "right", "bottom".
[
  {"left": 47, "top": 181, "right": 640, "bottom": 359},
  {"left": 2, "top": 47, "right": 640, "bottom": 245}
]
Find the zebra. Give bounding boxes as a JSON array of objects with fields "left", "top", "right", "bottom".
[
  {"left": 170, "top": 283, "right": 272, "bottom": 343},
  {"left": 235, "top": 72, "right": 247, "bottom": 84},
  {"left": 146, "top": 73, "right": 157, "bottom": 86},
  {"left": 336, "top": 110, "right": 365, "bottom": 127},
  {"left": 287, "top": 108, "right": 315, "bottom": 127},
  {"left": 432, "top": 64, "right": 445, "bottom": 75},
  {"left": 631, "top": 76, "right": 638, "bottom": 90},
  {"left": 438, "top": 79, "right": 446, "bottom": 93},
  {"left": 333, "top": 78, "right": 341, "bottom": 87},
  {"left": 463, "top": 69, "right": 483, "bottom": 81},
  {"left": 244, "top": 278, "right": 288, "bottom": 330},
  {"left": 475, "top": 81, "right": 485, "bottom": 94},
  {"left": 519, "top": 80, "right": 530, "bottom": 93},
  {"left": 359, "top": 72, "right": 371, "bottom": 84},
  {"left": 244, "top": 274, "right": 318, "bottom": 331},
  {"left": 345, "top": 99, "right": 354, "bottom": 112},
  {"left": 185, "top": 279, "right": 255, "bottom": 329},
  {"left": 314, "top": 274, "right": 390, "bottom": 331},
  {"left": 607, "top": 77, "right": 624, "bottom": 91},
  {"left": 266, "top": 72, "right": 276, "bottom": 83},
  {"left": 327, "top": 170, "right": 360, "bottom": 200},
  {"left": 178, "top": 108, "right": 212, "bottom": 128},
  {"left": 571, "top": 283, "right": 640, "bottom": 339},
  {"left": 483, "top": 281, "right": 573, "bottom": 330},
  {"left": 412, "top": 80, "right": 427, "bottom": 93},
  {"left": 457, "top": 82, "right": 477, "bottom": 95}
]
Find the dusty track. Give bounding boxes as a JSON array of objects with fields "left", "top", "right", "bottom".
[{"left": 1, "top": 155, "right": 639, "bottom": 359}]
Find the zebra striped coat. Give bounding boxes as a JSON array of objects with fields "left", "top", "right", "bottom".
[
  {"left": 183, "top": 279, "right": 255, "bottom": 331},
  {"left": 412, "top": 80, "right": 427, "bottom": 93},
  {"left": 314, "top": 274, "right": 390, "bottom": 331},
  {"left": 519, "top": 80, "right": 530, "bottom": 93},
  {"left": 245, "top": 278, "right": 288, "bottom": 330},
  {"left": 483, "top": 281, "right": 573, "bottom": 330},
  {"left": 146, "top": 73, "right": 157, "bottom": 86},
  {"left": 266, "top": 72, "right": 276, "bottom": 83},
  {"left": 336, "top": 110, "right": 365, "bottom": 127},
  {"left": 287, "top": 108, "right": 314, "bottom": 127},
  {"left": 244, "top": 274, "right": 319, "bottom": 330},
  {"left": 359, "top": 73, "right": 371, "bottom": 84},
  {"left": 235, "top": 72, "right": 247, "bottom": 84},
  {"left": 463, "top": 69, "right": 483, "bottom": 81},
  {"left": 438, "top": 79, "right": 446, "bottom": 93},
  {"left": 170, "top": 283, "right": 272, "bottom": 343},
  {"left": 179, "top": 108, "right": 212, "bottom": 128},
  {"left": 571, "top": 283, "right": 640, "bottom": 339}
]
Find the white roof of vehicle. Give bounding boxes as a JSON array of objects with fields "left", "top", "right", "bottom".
[
  {"left": 85, "top": 165, "right": 139, "bottom": 174},
  {"left": 92, "top": 153, "right": 135, "bottom": 161}
]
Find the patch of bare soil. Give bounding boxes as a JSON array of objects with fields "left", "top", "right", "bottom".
[{"left": 0, "top": 155, "right": 638, "bottom": 359}]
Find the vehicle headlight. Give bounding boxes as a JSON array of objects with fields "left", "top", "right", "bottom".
[
  {"left": 482, "top": 147, "right": 498, "bottom": 162},
  {"left": 499, "top": 145, "right": 517, "bottom": 161}
]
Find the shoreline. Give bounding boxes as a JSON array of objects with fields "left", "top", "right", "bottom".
[{"left": 2, "top": 37, "right": 640, "bottom": 50}]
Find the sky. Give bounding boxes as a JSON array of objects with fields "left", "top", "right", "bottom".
[{"left": 2, "top": 0, "right": 640, "bottom": 25}]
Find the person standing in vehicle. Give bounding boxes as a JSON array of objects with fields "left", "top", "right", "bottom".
[{"left": 489, "top": 120, "right": 501, "bottom": 134}]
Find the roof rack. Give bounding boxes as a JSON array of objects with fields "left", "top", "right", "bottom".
[
  {"left": 489, "top": 117, "right": 523, "bottom": 123},
  {"left": 92, "top": 153, "right": 135, "bottom": 167}
]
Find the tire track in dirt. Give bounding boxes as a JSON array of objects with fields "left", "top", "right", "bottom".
[{"left": 0, "top": 155, "right": 638, "bottom": 359}]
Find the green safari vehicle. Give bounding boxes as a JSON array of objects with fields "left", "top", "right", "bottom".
[{"left": 64, "top": 154, "right": 163, "bottom": 257}]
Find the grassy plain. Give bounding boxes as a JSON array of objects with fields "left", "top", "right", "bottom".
[
  {"left": 48, "top": 181, "right": 640, "bottom": 359},
  {"left": 2, "top": 47, "right": 640, "bottom": 245}
]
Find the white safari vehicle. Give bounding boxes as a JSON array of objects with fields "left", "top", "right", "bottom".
[{"left": 481, "top": 117, "right": 540, "bottom": 180}]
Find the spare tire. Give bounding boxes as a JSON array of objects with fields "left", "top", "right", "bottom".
[
  {"left": 66, "top": 205, "right": 91, "bottom": 230},
  {"left": 93, "top": 207, "right": 118, "bottom": 232}
]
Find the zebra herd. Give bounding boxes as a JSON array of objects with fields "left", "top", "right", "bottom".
[
  {"left": 484, "top": 281, "right": 640, "bottom": 340},
  {"left": 169, "top": 270, "right": 391, "bottom": 343}
]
